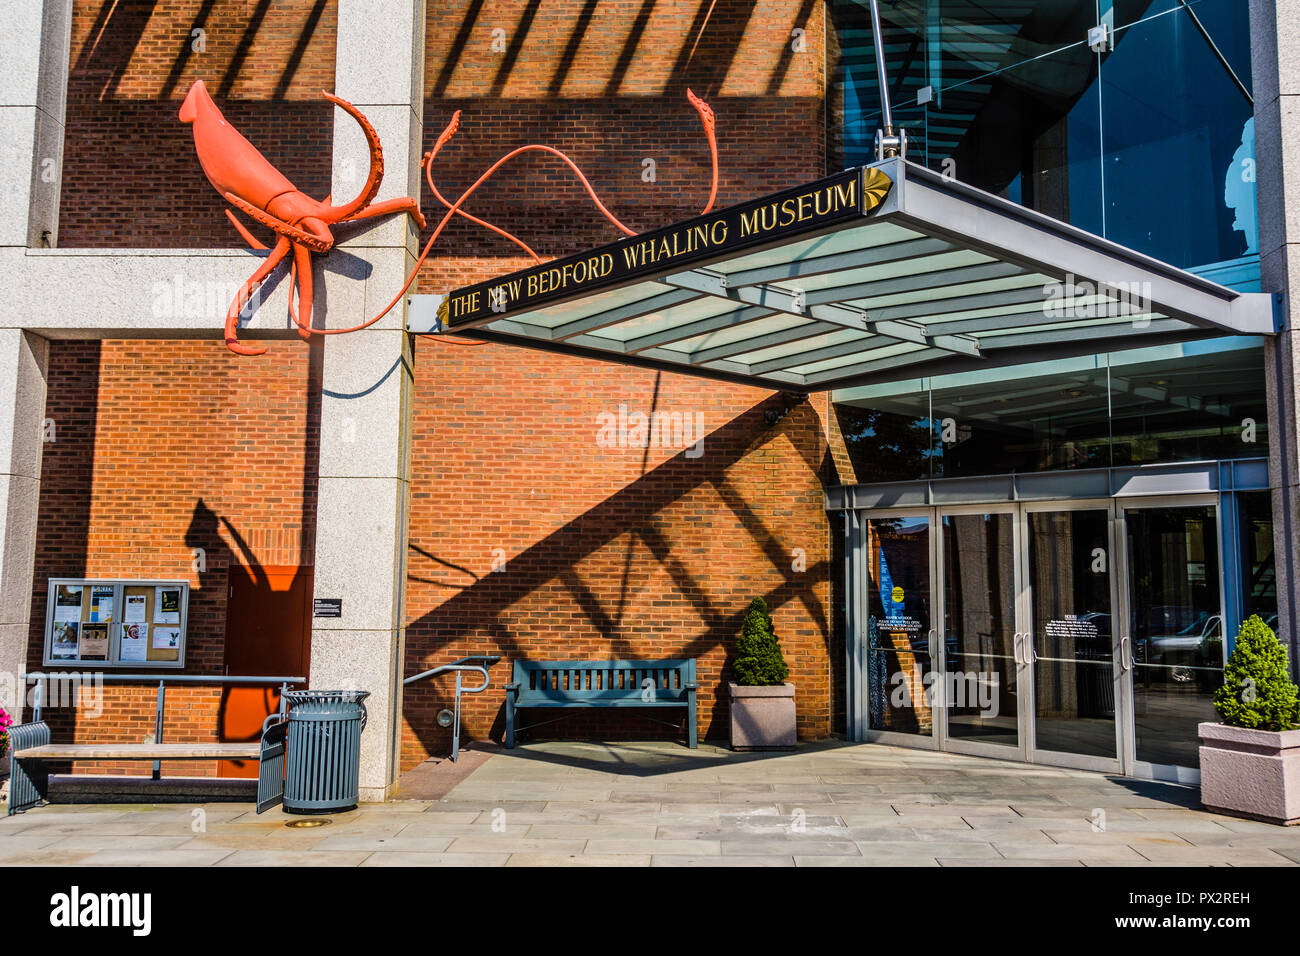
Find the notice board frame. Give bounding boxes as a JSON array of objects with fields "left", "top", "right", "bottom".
[{"left": 42, "top": 577, "right": 190, "bottom": 669}]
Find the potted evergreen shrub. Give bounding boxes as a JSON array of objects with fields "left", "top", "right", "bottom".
[
  {"left": 728, "top": 597, "right": 796, "bottom": 750},
  {"left": 1199, "top": 615, "right": 1300, "bottom": 824}
]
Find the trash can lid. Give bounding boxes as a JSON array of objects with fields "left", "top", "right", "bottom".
[{"left": 283, "top": 689, "right": 371, "bottom": 704}]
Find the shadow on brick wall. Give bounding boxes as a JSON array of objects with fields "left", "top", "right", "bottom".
[{"left": 402, "top": 393, "right": 834, "bottom": 764}]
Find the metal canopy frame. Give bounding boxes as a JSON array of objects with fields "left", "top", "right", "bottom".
[{"left": 412, "top": 158, "right": 1277, "bottom": 393}]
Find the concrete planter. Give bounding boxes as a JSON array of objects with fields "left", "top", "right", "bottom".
[
  {"left": 1198, "top": 722, "right": 1300, "bottom": 825},
  {"left": 729, "top": 683, "right": 796, "bottom": 750}
]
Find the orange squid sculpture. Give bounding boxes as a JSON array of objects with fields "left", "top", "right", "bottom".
[{"left": 181, "top": 80, "right": 719, "bottom": 356}]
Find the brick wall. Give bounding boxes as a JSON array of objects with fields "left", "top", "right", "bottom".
[
  {"left": 29, "top": 340, "right": 320, "bottom": 773},
  {"left": 58, "top": 0, "right": 336, "bottom": 247},
  {"left": 35, "top": 1, "right": 842, "bottom": 774},
  {"left": 402, "top": 0, "right": 834, "bottom": 767}
]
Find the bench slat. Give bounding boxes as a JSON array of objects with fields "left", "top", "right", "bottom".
[
  {"left": 15, "top": 744, "right": 261, "bottom": 760},
  {"left": 513, "top": 698, "right": 689, "bottom": 708}
]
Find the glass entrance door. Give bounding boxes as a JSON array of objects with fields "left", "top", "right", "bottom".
[
  {"left": 1119, "top": 500, "right": 1224, "bottom": 780},
  {"left": 855, "top": 496, "right": 1228, "bottom": 779},
  {"left": 863, "top": 513, "right": 935, "bottom": 743},
  {"left": 1024, "top": 504, "right": 1122, "bottom": 772},
  {"left": 938, "top": 509, "right": 1024, "bottom": 758}
]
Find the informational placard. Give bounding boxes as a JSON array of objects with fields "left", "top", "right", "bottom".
[
  {"left": 120, "top": 623, "right": 149, "bottom": 662},
  {"left": 89, "top": 585, "right": 115, "bottom": 623},
  {"left": 123, "top": 593, "right": 147, "bottom": 623},
  {"left": 78, "top": 623, "right": 109, "bottom": 660},
  {"left": 43, "top": 578, "right": 189, "bottom": 668},
  {"left": 51, "top": 621, "right": 78, "bottom": 659},
  {"left": 53, "top": 584, "right": 83, "bottom": 623},
  {"left": 313, "top": 598, "right": 342, "bottom": 618},
  {"left": 154, "top": 586, "right": 181, "bottom": 624}
]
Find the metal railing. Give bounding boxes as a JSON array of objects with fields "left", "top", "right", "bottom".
[
  {"left": 403, "top": 655, "right": 500, "bottom": 762},
  {"left": 21, "top": 672, "right": 306, "bottom": 780}
]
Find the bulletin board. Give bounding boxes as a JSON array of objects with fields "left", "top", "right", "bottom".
[{"left": 43, "top": 578, "right": 189, "bottom": 669}]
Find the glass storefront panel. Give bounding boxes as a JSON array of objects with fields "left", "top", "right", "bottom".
[
  {"left": 1108, "top": 343, "right": 1268, "bottom": 465},
  {"left": 1238, "top": 491, "right": 1277, "bottom": 630},
  {"left": 929, "top": 360, "right": 1111, "bottom": 477},
  {"left": 931, "top": 2, "right": 1102, "bottom": 231},
  {"left": 1100, "top": 0, "right": 1257, "bottom": 268},
  {"left": 836, "top": 386, "right": 933, "bottom": 482},
  {"left": 831, "top": 0, "right": 1258, "bottom": 278},
  {"left": 834, "top": 339, "right": 1267, "bottom": 484}
]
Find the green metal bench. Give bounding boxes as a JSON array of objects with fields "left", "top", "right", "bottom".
[{"left": 505, "top": 659, "right": 698, "bottom": 749}]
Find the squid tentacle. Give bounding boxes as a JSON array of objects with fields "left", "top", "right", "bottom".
[
  {"left": 268, "top": 90, "right": 721, "bottom": 349},
  {"left": 322, "top": 90, "right": 384, "bottom": 221},
  {"left": 422, "top": 111, "right": 541, "bottom": 264},
  {"left": 225, "top": 236, "right": 291, "bottom": 355}
]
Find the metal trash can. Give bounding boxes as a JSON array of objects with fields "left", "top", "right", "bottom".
[{"left": 283, "top": 690, "right": 369, "bottom": 814}]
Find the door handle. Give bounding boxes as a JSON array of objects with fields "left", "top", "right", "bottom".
[
  {"left": 1026, "top": 633, "right": 1038, "bottom": 664},
  {"left": 1120, "top": 636, "right": 1132, "bottom": 671},
  {"left": 1012, "top": 632, "right": 1023, "bottom": 665}
]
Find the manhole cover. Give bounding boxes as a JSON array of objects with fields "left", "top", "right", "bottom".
[{"left": 285, "top": 818, "right": 332, "bottom": 829}]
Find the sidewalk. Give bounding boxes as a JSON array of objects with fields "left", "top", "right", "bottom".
[{"left": 2, "top": 741, "right": 1298, "bottom": 866}]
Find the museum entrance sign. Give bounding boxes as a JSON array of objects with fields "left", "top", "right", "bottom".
[{"left": 411, "top": 158, "right": 1277, "bottom": 393}]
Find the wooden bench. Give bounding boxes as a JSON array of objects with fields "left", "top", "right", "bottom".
[
  {"left": 505, "top": 659, "right": 697, "bottom": 749},
  {"left": 7, "top": 718, "right": 287, "bottom": 815}
]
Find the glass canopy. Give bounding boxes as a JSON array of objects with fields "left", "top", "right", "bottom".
[{"left": 410, "top": 157, "right": 1275, "bottom": 393}]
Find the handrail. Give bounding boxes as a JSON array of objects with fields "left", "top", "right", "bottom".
[
  {"left": 22, "top": 673, "right": 306, "bottom": 684},
  {"left": 402, "top": 655, "right": 501, "bottom": 762},
  {"left": 403, "top": 655, "right": 500, "bottom": 690},
  {"left": 404, "top": 663, "right": 489, "bottom": 692}
]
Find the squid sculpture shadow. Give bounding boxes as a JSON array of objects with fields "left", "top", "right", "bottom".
[{"left": 180, "top": 80, "right": 719, "bottom": 356}]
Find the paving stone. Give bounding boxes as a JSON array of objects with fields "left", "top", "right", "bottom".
[
  {"left": 1130, "top": 845, "right": 1296, "bottom": 865},
  {"left": 79, "top": 848, "right": 235, "bottom": 866},
  {"left": 446, "top": 836, "right": 588, "bottom": 854},
  {"left": 393, "top": 822, "right": 529, "bottom": 838},
  {"left": 653, "top": 855, "right": 795, "bottom": 866},
  {"left": 608, "top": 790, "right": 723, "bottom": 803},
  {"left": 995, "top": 843, "right": 1148, "bottom": 861},
  {"left": 525, "top": 824, "right": 659, "bottom": 840},
  {"left": 0, "top": 848, "right": 96, "bottom": 864},
  {"left": 176, "top": 833, "right": 331, "bottom": 850},
  {"left": 586, "top": 839, "right": 719, "bottom": 855},
  {"left": 476, "top": 810, "right": 602, "bottom": 825},
  {"left": 1040, "top": 829, "right": 1192, "bottom": 847},
  {"left": 44, "top": 834, "right": 194, "bottom": 851},
  {"left": 217, "top": 850, "right": 373, "bottom": 866},
  {"left": 0, "top": 832, "right": 67, "bottom": 852},
  {"left": 857, "top": 840, "right": 999, "bottom": 861},
  {"left": 941, "top": 858, "right": 1084, "bottom": 867},
  {"left": 309, "top": 834, "right": 457, "bottom": 852},
  {"left": 721, "top": 839, "right": 860, "bottom": 856},
  {"left": 360, "top": 852, "right": 509, "bottom": 866},
  {"left": 797, "top": 855, "right": 926, "bottom": 866},
  {"left": 911, "top": 826, "right": 1055, "bottom": 844},
  {"left": 506, "top": 853, "right": 653, "bottom": 866}
]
